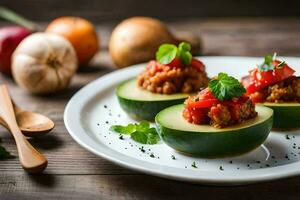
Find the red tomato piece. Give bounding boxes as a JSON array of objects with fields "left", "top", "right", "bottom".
[
  {"left": 242, "top": 60, "right": 295, "bottom": 93},
  {"left": 191, "top": 58, "right": 205, "bottom": 72}
]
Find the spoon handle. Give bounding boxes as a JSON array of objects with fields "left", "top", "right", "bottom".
[{"left": 0, "top": 85, "right": 47, "bottom": 173}]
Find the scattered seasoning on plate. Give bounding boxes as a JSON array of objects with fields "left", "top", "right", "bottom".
[
  {"left": 97, "top": 123, "right": 100, "bottom": 126},
  {"left": 119, "top": 134, "right": 124, "bottom": 140},
  {"left": 285, "top": 154, "right": 290, "bottom": 160},
  {"left": 247, "top": 164, "right": 250, "bottom": 167},
  {"left": 185, "top": 166, "right": 187, "bottom": 169},
  {"left": 171, "top": 155, "right": 176, "bottom": 160},
  {"left": 104, "top": 105, "right": 108, "bottom": 108},
  {"left": 150, "top": 153, "right": 155, "bottom": 158},
  {"left": 219, "top": 166, "right": 224, "bottom": 171},
  {"left": 139, "top": 146, "right": 145, "bottom": 153},
  {"left": 271, "top": 155, "right": 276, "bottom": 159},
  {"left": 293, "top": 136, "right": 296, "bottom": 138},
  {"left": 237, "top": 167, "right": 240, "bottom": 170},
  {"left": 266, "top": 164, "right": 270, "bottom": 167},
  {"left": 191, "top": 162, "right": 197, "bottom": 168},
  {"left": 286, "top": 135, "right": 290, "bottom": 140},
  {"left": 105, "top": 121, "right": 109, "bottom": 124},
  {"left": 256, "top": 161, "right": 261, "bottom": 164},
  {"left": 229, "top": 161, "right": 233, "bottom": 164},
  {"left": 117, "top": 114, "right": 121, "bottom": 117}
]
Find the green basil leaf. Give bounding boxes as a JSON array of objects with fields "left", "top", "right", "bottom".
[
  {"left": 208, "top": 73, "right": 246, "bottom": 101},
  {"left": 110, "top": 121, "right": 160, "bottom": 145},
  {"left": 156, "top": 44, "right": 177, "bottom": 64},
  {"left": 178, "top": 42, "right": 192, "bottom": 65},
  {"left": 110, "top": 124, "right": 136, "bottom": 135}
]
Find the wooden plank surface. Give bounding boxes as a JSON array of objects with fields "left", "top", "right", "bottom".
[
  {"left": 0, "top": 18, "right": 300, "bottom": 199},
  {"left": 1, "top": 0, "right": 300, "bottom": 22}
]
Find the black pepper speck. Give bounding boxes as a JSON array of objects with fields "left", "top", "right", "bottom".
[
  {"left": 191, "top": 162, "right": 197, "bottom": 168},
  {"left": 139, "top": 146, "right": 145, "bottom": 153}
]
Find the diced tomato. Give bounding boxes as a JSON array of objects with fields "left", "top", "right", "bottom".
[
  {"left": 242, "top": 60, "right": 295, "bottom": 93},
  {"left": 186, "top": 88, "right": 220, "bottom": 109},
  {"left": 183, "top": 107, "right": 209, "bottom": 124},
  {"left": 169, "top": 58, "right": 183, "bottom": 68},
  {"left": 187, "top": 99, "right": 220, "bottom": 109},
  {"left": 146, "top": 60, "right": 161, "bottom": 73},
  {"left": 191, "top": 58, "right": 205, "bottom": 72}
]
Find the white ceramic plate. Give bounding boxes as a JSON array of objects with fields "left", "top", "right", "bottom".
[{"left": 64, "top": 56, "right": 300, "bottom": 185}]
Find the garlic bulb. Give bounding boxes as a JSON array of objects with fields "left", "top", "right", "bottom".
[{"left": 12, "top": 33, "right": 78, "bottom": 94}]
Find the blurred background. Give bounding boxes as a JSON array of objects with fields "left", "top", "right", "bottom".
[
  {"left": 1, "top": 0, "right": 300, "bottom": 70},
  {"left": 2, "top": 0, "right": 300, "bottom": 21}
]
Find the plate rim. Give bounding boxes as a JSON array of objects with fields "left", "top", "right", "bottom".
[{"left": 64, "top": 56, "right": 300, "bottom": 185}]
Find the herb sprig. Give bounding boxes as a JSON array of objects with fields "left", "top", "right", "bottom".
[
  {"left": 110, "top": 121, "right": 160, "bottom": 145},
  {"left": 156, "top": 42, "right": 192, "bottom": 65},
  {"left": 258, "top": 53, "right": 285, "bottom": 71},
  {"left": 208, "top": 73, "right": 246, "bottom": 101}
]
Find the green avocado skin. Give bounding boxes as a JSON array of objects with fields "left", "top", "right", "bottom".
[
  {"left": 155, "top": 116, "right": 273, "bottom": 158},
  {"left": 263, "top": 104, "right": 300, "bottom": 129},
  {"left": 117, "top": 97, "right": 186, "bottom": 121}
]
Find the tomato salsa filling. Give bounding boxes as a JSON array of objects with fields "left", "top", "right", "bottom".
[
  {"left": 137, "top": 42, "right": 209, "bottom": 94},
  {"left": 241, "top": 54, "right": 300, "bottom": 103},
  {"left": 183, "top": 73, "right": 257, "bottom": 128}
]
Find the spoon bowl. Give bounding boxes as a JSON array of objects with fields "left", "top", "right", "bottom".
[
  {"left": 16, "top": 110, "right": 55, "bottom": 137},
  {"left": 0, "top": 103, "right": 54, "bottom": 137}
]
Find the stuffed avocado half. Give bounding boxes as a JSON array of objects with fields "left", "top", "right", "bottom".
[
  {"left": 155, "top": 73, "right": 274, "bottom": 157},
  {"left": 116, "top": 78, "right": 190, "bottom": 120},
  {"left": 156, "top": 104, "right": 273, "bottom": 157},
  {"left": 241, "top": 54, "right": 300, "bottom": 129},
  {"left": 116, "top": 42, "right": 209, "bottom": 120}
]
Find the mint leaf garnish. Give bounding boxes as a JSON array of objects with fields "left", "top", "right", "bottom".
[
  {"left": 209, "top": 73, "right": 246, "bottom": 101},
  {"left": 258, "top": 54, "right": 274, "bottom": 72},
  {"left": 156, "top": 42, "right": 193, "bottom": 65},
  {"left": 131, "top": 128, "right": 160, "bottom": 144},
  {"left": 155, "top": 44, "right": 177, "bottom": 65},
  {"left": 178, "top": 42, "right": 192, "bottom": 65},
  {"left": 110, "top": 121, "right": 160, "bottom": 145},
  {"left": 258, "top": 53, "right": 286, "bottom": 71},
  {"left": 110, "top": 124, "right": 136, "bottom": 135}
]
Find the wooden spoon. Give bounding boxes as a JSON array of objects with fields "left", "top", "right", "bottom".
[
  {"left": 0, "top": 85, "right": 47, "bottom": 173},
  {"left": 0, "top": 103, "right": 55, "bottom": 137}
]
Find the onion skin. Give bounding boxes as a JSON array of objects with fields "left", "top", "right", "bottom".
[
  {"left": 0, "top": 26, "right": 32, "bottom": 75},
  {"left": 46, "top": 17, "right": 99, "bottom": 67},
  {"left": 12, "top": 33, "right": 78, "bottom": 94},
  {"left": 109, "top": 17, "right": 175, "bottom": 68}
]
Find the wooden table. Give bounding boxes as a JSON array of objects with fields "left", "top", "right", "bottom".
[{"left": 1, "top": 18, "right": 300, "bottom": 200}]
